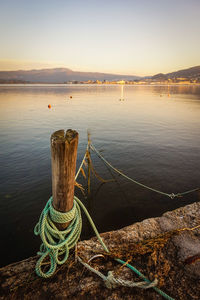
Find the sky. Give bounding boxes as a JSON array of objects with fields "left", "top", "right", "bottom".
[{"left": 0, "top": 0, "right": 200, "bottom": 76}]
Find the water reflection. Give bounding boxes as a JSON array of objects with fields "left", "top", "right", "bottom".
[{"left": 0, "top": 84, "right": 200, "bottom": 266}]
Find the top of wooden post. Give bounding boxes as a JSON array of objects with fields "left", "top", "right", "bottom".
[
  {"left": 51, "top": 129, "right": 78, "bottom": 144},
  {"left": 51, "top": 129, "right": 79, "bottom": 229}
]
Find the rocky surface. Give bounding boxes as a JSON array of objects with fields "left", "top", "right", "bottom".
[{"left": 0, "top": 201, "right": 200, "bottom": 300}]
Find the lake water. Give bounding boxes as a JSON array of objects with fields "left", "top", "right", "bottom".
[{"left": 0, "top": 84, "right": 200, "bottom": 267}]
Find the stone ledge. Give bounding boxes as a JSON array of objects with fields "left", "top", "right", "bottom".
[{"left": 0, "top": 201, "right": 200, "bottom": 300}]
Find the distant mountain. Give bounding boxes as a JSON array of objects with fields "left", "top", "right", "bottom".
[
  {"left": 0, "top": 68, "right": 140, "bottom": 83},
  {"left": 166, "top": 66, "right": 200, "bottom": 79},
  {"left": 1, "top": 66, "right": 199, "bottom": 84},
  {"left": 151, "top": 73, "right": 167, "bottom": 81},
  {"left": 152, "top": 66, "right": 200, "bottom": 80}
]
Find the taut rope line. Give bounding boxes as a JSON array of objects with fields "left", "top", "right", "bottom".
[
  {"left": 34, "top": 140, "right": 199, "bottom": 298},
  {"left": 90, "top": 143, "right": 199, "bottom": 199}
]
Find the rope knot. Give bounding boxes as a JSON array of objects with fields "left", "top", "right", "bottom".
[
  {"left": 169, "top": 193, "right": 176, "bottom": 199},
  {"left": 105, "top": 271, "right": 118, "bottom": 289},
  {"left": 104, "top": 270, "right": 158, "bottom": 289}
]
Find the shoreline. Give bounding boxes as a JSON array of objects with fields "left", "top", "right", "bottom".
[
  {"left": 0, "top": 201, "right": 199, "bottom": 299},
  {"left": 0, "top": 83, "right": 200, "bottom": 86}
]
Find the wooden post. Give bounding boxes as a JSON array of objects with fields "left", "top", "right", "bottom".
[{"left": 51, "top": 129, "right": 78, "bottom": 230}]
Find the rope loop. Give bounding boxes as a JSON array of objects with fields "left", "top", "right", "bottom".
[
  {"left": 34, "top": 145, "right": 175, "bottom": 299},
  {"left": 34, "top": 197, "right": 82, "bottom": 278},
  {"left": 49, "top": 200, "right": 76, "bottom": 223},
  {"left": 77, "top": 256, "right": 158, "bottom": 290}
]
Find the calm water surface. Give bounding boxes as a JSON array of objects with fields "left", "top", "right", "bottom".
[{"left": 0, "top": 84, "right": 200, "bottom": 267}]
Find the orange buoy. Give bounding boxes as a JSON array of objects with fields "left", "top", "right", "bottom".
[
  {"left": 48, "top": 104, "right": 51, "bottom": 109},
  {"left": 70, "top": 96, "right": 72, "bottom": 99}
]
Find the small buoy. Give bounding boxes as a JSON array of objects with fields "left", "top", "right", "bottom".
[
  {"left": 48, "top": 104, "right": 51, "bottom": 108},
  {"left": 70, "top": 96, "right": 72, "bottom": 99}
]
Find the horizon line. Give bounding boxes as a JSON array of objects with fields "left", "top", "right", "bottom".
[{"left": 0, "top": 64, "right": 199, "bottom": 78}]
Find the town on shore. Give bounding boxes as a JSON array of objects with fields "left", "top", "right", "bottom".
[
  {"left": 65, "top": 77, "right": 200, "bottom": 85},
  {"left": 0, "top": 65, "right": 199, "bottom": 85},
  {"left": 1, "top": 77, "right": 199, "bottom": 85}
]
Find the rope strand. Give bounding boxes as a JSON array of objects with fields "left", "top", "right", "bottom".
[
  {"left": 90, "top": 143, "right": 199, "bottom": 199},
  {"left": 34, "top": 143, "right": 179, "bottom": 299},
  {"left": 34, "top": 197, "right": 82, "bottom": 278}
]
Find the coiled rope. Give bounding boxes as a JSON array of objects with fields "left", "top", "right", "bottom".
[
  {"left": 90, "top": 143, "right": 199, "bottom": 199},
  {"left": 34, "top": 196, "right": 82, "bottom": 278},
  {"left": 34, "top": 140, "right": 199, "bottom": 299},
  {"left": 34, "top": 193, "right": 174, "bottom": 299},
  {"left": 34, "top": 143, "right": 176, "bottom": 299}
]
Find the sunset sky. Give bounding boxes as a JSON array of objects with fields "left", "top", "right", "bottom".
[{"left": 0, "top": 0, "right": 199, "bottom": 76}]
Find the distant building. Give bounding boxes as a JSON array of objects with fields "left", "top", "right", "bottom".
[{"left": 117, "top": 80, "right": 125, "bottom": 84}]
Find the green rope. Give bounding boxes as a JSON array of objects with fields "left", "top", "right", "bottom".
[
  {"left": 34, "top": 140, "right": 199, "bottom": 298},
  {"left": 76, "top": 196, "right": 174, "bottom": 299},
  {"left": 34, "top": 144, "right": 174, "bottom": 299},
  {"left": 77, "top": 256, "right": 158, "bottom": 289},
  {"left": 116, "top": 259, "right": 174, "bottom": 300},
  {"left": 34, "top": 196, "right": 82, "bottom": 278},
  {"left": 34, "top": 195, "right": 174, "bottom": 299}
]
